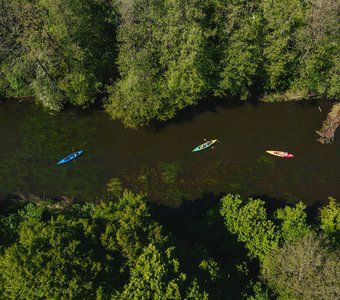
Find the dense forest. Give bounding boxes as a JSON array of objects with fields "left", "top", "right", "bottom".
[
  {"left": 0, "top": 191, "right": 339, "bottom": 299},
  {"left": 1, "top": 0, "right": 339, "bottom": 127}
]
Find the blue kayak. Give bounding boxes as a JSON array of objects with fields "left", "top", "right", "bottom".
[{"left": 57, "top": 150, "right": 84, "bottom": 165}]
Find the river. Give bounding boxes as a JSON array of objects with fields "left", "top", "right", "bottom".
[{"left": 0, "top": 99, "right": 338, "bottom": 207}]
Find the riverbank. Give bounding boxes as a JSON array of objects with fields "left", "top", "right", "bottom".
[
  {"left": 260, "top": 90, "right": 320, "bottom": 102},
  {"left": 316, "top": 102, "right": 340, "bottom": 144}
]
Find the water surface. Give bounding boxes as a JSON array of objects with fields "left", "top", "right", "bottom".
[{"left": 0, "top": 99, "right": 338, "bottom": 207}]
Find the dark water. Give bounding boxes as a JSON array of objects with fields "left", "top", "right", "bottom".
[{"left": 0, "top": 99, "right": 339, "bottom": 207}]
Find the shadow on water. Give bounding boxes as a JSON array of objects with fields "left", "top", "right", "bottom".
[
  {"left": 148, "top": 96, "right": 245, "bottom": 132},
  {"left": 293, "top": 98, "right": 331, "bottom": 108},
  {"left": 152, "top": 191, "right": 222, "bottom": 221}
]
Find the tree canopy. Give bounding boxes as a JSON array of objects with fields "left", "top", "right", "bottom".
[
  {"left": 219, "top": 194, "right": 340, "bottom": 299},
  {"left": 0, "top": 192, "right": 339, "bottom": 299},
  {"left": 1, "top": 0, "right": 116, "bottom": 110},
  {"left": 1, "top": 0, "right": 338, "bottom": 126},
  {"left": 0, "top": 192, "right": 206, "bottom": 299},
  {"left": 261, "top": 233, "right": 340, "bottom": 300}
]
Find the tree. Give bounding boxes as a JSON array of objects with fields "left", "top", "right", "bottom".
[
  {"left": 244, "top": 281, "right": 271, "bottom": 300},
  {"left": 274, "top": 201, "right": 310, "bottom": 243},
  {"left": 115, "top": 243, "right": 208, "bottom": 300},
  {"left": 0, "top": 0, "right": 31, "bottom": 97},
  {"left": 106, "top": 0, "right": 213, "bottom": 127},
  {"left": 262, "top": 0, "right": 304, "bottom": 92},
  {"left": 296, "top": 0, "right": 340, "bottom": 98},
  {"left": 0, "top": 0, "right": 116, "bottom": 109},
  {"left": 0, "top": 205, "right": 109, "bottom": 299},
  {"left": 0, "top": 192, "right": 210, "bottom": 299},
  {"left": 92, "top": 191, "right": 168, "bottom": 262},
  {"left": 159, "top": 0, "right": 214, "bottom": 110},
  {"left": 106, "top": 0, "right": 165, "bottom": 127},
  {"left": 319, "top": 197, "right": 340, "bottom": 242},
  {"left": 213, "top": 0, "right": 263, "bottom": 99},
  {"left": 261, "top": 233, "right": 340, "bottom": 300},
  {"left": 220, "top": 194, "right": 280, "bottom": 261}
]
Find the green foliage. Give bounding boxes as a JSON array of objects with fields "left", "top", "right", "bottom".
[
  {"left": 93, "top": 191, "right": 167, "bottom": 262},
  {"left": 159, "top": 0, "right": 214, "bottom": 106},
  {"left": 214, "top": 0, "right": 262, "bottom": 99},
  {"left": 106, "top": 0, "right": 338, "bottom": 126},
  {"left": 0, "top": 192, "right": 212, "bottom": 299},
  {"left": 106, "top": 0, "right": 213, "bottom": 127},
  {"left": 105, "top": 0, "right": 164, "bottom": 127},
  {"left": 220, "top": 194, "right": 280, "bottom": 261},
  {"left": 199, "top": 258, "right": 220, "bottom": 282},
  {"left": 18, "top": 202, "right": 46, "bottom": 220},
  {"left": 185, "top": 279, "right": 209, "bottom": 300},
  {"left": 115, "top": 244, "right": 207, "bottom": 300},
  {"left": 275, "top": 201, "right": 311, "bottom": 242},
  {"left": 2, "top": 0, "right": 339, "bottom": 124},
  {"left": 219, "top": 195, "right": 340, "bottom": 299},
  {"left": 244, "top": 281, "right": 271, "bottom": 300},
  {"left": 295, "top": 0, "right": 340, "bottom": 98},
  {"left": 0, "top": 1, "right": 31, "bottom": 97},
  {"left": 1, "top": 0, "right": 116, "bottom": 109},
  {"left": 0, "top": 190, "right": 338, "bottom": 299},
  {"left": 319, "top": 197, "right": 340, "bottom": 241},
  {"left": 262, "top": 0, "right": 304, "bottom": 92},
  {"left": 0, "top": 213, "right": 20, "bottom": 252},
  {"left": 0, "top": 192, "right": 206, "bottom": 299},
  {"left": 0, "top": 210, "right": 105, "bottom": 299},
  {"left": 261, "top": 233, "right": 340, "bottom": 300}
]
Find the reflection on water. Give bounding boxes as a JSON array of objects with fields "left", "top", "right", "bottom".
[{"left": 0, "top": 99, "right": 338, "bottom": 206}]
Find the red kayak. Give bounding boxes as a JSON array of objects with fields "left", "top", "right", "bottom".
[{"left": 266, "top": 150, "right": 294, "bottom": 158}]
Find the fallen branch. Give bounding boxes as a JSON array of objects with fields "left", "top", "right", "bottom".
[{"left": 316, "top": 103, "right": 340, "bottom": 144}]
